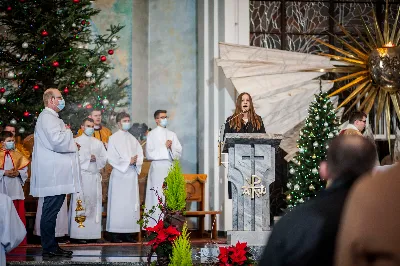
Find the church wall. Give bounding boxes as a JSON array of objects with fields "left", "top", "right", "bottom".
[
  {"left": 131, "top": 0, "right": 149, "bottom": 124},
  {"left": 148, "top": 0, "right": 198, "bottom": 173}
]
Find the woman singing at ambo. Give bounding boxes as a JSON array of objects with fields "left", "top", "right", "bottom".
[
  {"left": 224, "top": 92, "right": 266, "bottom": 137},
  {"left": 223, "top": 92, "right": 266, "bottom": 199}
]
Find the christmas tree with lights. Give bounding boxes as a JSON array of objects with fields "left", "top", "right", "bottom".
[
  {"left": 285, "top": 89, "right": 339, "bottom": 209},
  {"left": 0, "top": 0, "right": 127, "bottom": 135}
]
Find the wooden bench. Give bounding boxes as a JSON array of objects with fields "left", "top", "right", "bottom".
[{"left": 183, "top": 174, "right": 221, "bottom": 240}]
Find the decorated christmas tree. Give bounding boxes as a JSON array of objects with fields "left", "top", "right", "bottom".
[
  {"left": 0, "top": 0, "right": 127, "bottom": 134},
  {"left": 285, "top": 90, "right": 339, "bottom": 209}
]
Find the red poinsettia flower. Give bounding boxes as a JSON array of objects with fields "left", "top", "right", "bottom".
[
  {"left": 230, "top": 248, "right": 247, "bottom": 265},
  {"left": 218, "top": 247, "right": 230, "bottom": 264},
  {"left": 165, "top": 225, "right": 180, "bottom": 241},
  {"left": 145, "top": 220, "right": 164, "bottom": 233},
  {"left": 235, "top": 241, "right": 247, "bottom": 250}
]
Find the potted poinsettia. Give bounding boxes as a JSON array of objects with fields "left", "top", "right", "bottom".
[
  {"left": 218, "top": 241, "right": 255, "bottom": 266},
  {"left": 137, "top": 160, "right": 187, "bottom": 266},
  {"left": 144, "top": 219, "right": 180, "bottom": 265}
]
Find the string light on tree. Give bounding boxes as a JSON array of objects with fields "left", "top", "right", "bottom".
[{"left": 285, "top": 89, "right": 339, "bottom": 210}]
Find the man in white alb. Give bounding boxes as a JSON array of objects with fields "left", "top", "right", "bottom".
[
  {"left": 0, "top": 192, "right": 26, "bottom": 266},
  {"left": 106, "top": 112, "right": 143, "bottom": 243},
  {"left": 145, "top": 110, "right": 182, "bottom": 226},
  {"left": 30, "top": 88, "right": 81, "bottom": 258},
  {"left": 69, "top": 118, "right": 107, "bottom": 243}
]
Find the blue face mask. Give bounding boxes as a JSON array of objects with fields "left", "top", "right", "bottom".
[
  {"left": 5, "top": 141, "right": 15, "bottom": 150},
  {"left": 160, "top": 118, "right": 168, "bottom": 128},
  {"left": 57, "top": 99, "right": 65, "bottom": 111},
  {"left": 84, "top": 127, "right": 94, "bottom": 136},
  {"left": 121, "top": 122, "right": 131, "bottom": 131}
]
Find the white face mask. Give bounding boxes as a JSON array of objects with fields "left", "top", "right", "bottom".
[
  {"left": 84, "top": 127, "right": 94, "bottom": 136},
  {"left": 121, "top": 122, "right": 131, "bottom": 131},
  {"left": 160, "top": 118, "right": 168, "bottom": 128}
]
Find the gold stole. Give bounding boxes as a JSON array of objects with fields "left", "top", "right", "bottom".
[{"left": 0, "top": 149, "right": 30, "bottom": 170}]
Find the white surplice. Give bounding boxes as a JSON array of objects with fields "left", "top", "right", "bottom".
[
  {"left": 69, "top": 134, "right": 107, "bottom": 239},
  {"left": 106, "top": 130, "right": 143, "bottom": 233},
  {"left": 33, "top": 197, "right": 68, "bottom": 237},
  {"left": 145, "top": 126, "right": 182, "bottom": 226},
  {"left": 0, "top": 154, "right": 28, "bottom": 200},
  {"left": 0, "top": 192, "right": 26, "bottom": 266},
  {"left": 30, "top": 107, "right": 81, "bottom": 197}
]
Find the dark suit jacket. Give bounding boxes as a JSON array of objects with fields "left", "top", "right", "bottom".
[{"left": 259, "top": 178, "right": 357, "bottom": 266}]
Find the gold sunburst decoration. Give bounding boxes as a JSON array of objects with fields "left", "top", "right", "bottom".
[{"left": 312, "top": 0, "right": 400, "bottom": 145}]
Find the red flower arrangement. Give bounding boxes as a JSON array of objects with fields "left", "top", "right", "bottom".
[
  {"left": 145, "top": 220, "right": 180, "bottom": 250},
  {"left": 218, "top": 241, "right": 254, "bottom": 266}
]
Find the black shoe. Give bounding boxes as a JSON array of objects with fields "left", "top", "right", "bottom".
[
  {"left": 57, "top": 247, "right": 73, "bottom": 255},
  {"left": 42, "top": 250, "right": 72, "bottom": 258},
  {"left": 71, "top": 239, "right": 87, "bottom": 244},
  {"left": 124, "top": 234, "right": 137, "bottom": 243},
  {"left": 110, "top": 233, "right": 122, "bottom": 243}
]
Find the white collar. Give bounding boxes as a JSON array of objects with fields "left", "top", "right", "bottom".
[
  {"left": 344, "top": 124, "right": 360, "bottom": 132},
  {"left": 45, "top": 107, "right": 58, "bottom": 117}
]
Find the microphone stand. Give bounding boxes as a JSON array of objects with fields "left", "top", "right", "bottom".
[{"left": 218, "top": 110, "right": 247, "bottom": 167}]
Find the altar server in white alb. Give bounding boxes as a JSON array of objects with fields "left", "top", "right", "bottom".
[
  {"left": 106, "top": 111, "right": 143, "bottom": 243},
  {"left": 69, "top": 118, "right": 107, "bottom": 243},
  {"left": 0, "top": 192, "right": 26, "bottom": 266},
  {"left": 145, "top": 110, "right": 182, "bottom": 226},
  {"left": 30, "top": 88, "right": 81, "bottom": 258}
]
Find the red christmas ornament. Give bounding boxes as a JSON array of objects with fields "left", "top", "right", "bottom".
[
  {"left": 0, "top": 87, "right": 5, "bottom": 93},
  {"left": 41, "top": 30, "right": 48, "bottom": 37},
  {"left": 33, "top": 84, "right": 39, "bottom": 90},
  {"left": 81, "top": 20, "right": 86, "bottom": 25},
  {"left": 63, "top": 87, "right": 69, "bottom": 93},
  {"left": 52, "top": 61, "right": 59, "bottom": 67},
  {"left": 100, "top": 55, "right": 107, "bottom": 62},
  {"left": 23, "top": 111, "right": 29, "bottom": 117},
  {"left": 73, "top": 0, "right": 80, "bottom": 3},
  {"left": 86, "top": 104, "right": 92, "bottom": 109},
  {"left": 77, "top": 104, "right": 82, "bottom": 108},
  {"left": 108, "top": 49, "right": 114, "bottom": 55},
  {"left": 7, "top": 6, "right": 12, "bottom": 11},
  {"left": 86, "top": 21, "right": 90, "bottom": 25}
]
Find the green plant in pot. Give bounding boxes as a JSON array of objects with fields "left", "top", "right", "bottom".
[{"left": 163, "top": 160, "right": 187, "bottom": 231}]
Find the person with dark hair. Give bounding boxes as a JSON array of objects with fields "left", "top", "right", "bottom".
[
  {"left": 340, "top": 111, "right": 367, "bottom": 136},
  {"left": 0, "top": 131, "right": 30, "bottom": 246},
  {"left": 3, "top": 124, "right": 31, "bottom": 159},
  {"left": 106, "top": 111, "right": 143, "bottom": 243},
  {"left": 145, "top": 109, "right": 182, "bottom": 227},
  {"left": 76, "top": 109, "right": 112, "bottom": 147},
  {"left": 69, "top": 118, "right": 107, "bottom": 244},
  {"left": 223, "top": 92, "right": 265, "bottom": 137},
  {"left": 259, "top": 135, "right": 377, "bottom": 266},
  {"left": 223, "top": 92, "right": 266, "bottom": 199}
]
